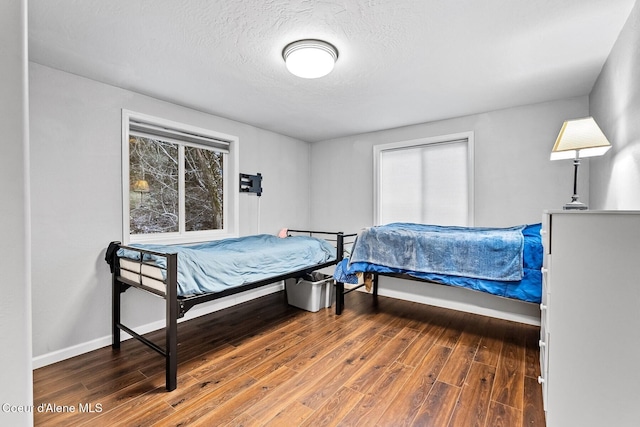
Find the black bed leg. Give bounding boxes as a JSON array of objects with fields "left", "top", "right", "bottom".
[
  {"left": 166, "top": 254, "right": 178, "bottom": 392},
  {"left": 166, "top": 304, "right": 178, "bottom": 391},
  {"left": 335, "top": 282, "right": 345, "bottom": 315},
  {"left": 112, "top": 274, "right": 121, "bottom": 349},
  {"left": 373, "top": 273, "right": 379, "bottom": 296},
  {"left": 373, "top": 273, "right": 379, "bottom": 306}
]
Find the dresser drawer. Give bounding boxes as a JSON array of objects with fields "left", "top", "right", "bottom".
[
  {"left": 541, "top": 215, "right": 551, "bottom": 255},
  {"left": 541, "top": 264, "right": 550, "bottom": 304},
  {"left": 538, "top": 331, "right": 550, "bottom": 411},
  {"left": 541, "top": 255, "right": 550, "bottom": 330},
  {"left": 539, "top": 299, "right": 548, "bottom": 336}
]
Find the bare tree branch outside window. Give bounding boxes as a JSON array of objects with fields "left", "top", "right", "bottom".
[{"left": 185, "top": 146, "right": 224, "bottom": 231}]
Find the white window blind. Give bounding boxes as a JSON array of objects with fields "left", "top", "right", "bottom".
[
  {"left": 374, "top": 133, "right": 474, "bottom": 226},
  {"left": 129, "top": 119, "right": 230, "bottom": 152}
]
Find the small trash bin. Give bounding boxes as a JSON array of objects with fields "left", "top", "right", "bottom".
[{"left": 285, "top": 272, "right": 335, "bottom": 312}]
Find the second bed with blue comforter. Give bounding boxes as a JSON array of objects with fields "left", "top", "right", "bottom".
[{"left": 335, "top": 222, "right": 542, "bottom": 303}]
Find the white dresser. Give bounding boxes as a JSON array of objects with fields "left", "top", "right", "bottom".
[{"left": 539, "top": 211, "right": 640, "bottom": 427}]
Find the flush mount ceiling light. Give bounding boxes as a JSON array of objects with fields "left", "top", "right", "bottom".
[{"left": 282, "top": 39, "right": 338, "bottom": 79}]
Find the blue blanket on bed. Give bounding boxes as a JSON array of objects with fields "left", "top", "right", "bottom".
[
  {"left": 118, "top": 234, "right": 335, "bottom": 296},
  {"left": 348, "top": 223, "right": 526, "bottom": 281}
]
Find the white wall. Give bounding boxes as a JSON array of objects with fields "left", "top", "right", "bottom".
[
  {"left": 310, "top": 97, "right": 589, "bottom": 324},
  {"left": 29, "top": 63, "right": 312, "bottom": 363},
  {"left": 0, "top": 0, "right": 33, "bottom": 425},
  {"left": 310, "top": 96, "right": 589, "bottom": 232},
  {"left": 589, "top": 0, "right": 640, "bottom": 209}
]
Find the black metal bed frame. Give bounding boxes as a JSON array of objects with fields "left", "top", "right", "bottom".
[
  {"left": 336, "top": 270, "right": 463, "bottom": 315},
  {"left": 330, "top": 232, "right": 385, "bottom": 315},
  {"left": 334, "top": 273, "right": 379, "bottom": 315},
  {"left": 109, "top": 230, "right": 345, "bottom": 391}
]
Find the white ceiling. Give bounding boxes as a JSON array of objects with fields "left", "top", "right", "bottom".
[{"left": 28, "top": 0, "right": 636, "bottom": 142}]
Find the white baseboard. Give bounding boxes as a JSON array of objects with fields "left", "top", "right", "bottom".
[
  {"left": 34, "top": 278, "right": 540, "bottom": 370},
  {"left": 374, "top": 276, "right": 541, "bottom": 326},
  {"left": 32, "top": 283, "right": 284, "bottom": 370}
]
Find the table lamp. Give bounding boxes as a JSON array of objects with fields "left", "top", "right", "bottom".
[{"left": 550, "top": 117, "right": 611, "bottom": 210}]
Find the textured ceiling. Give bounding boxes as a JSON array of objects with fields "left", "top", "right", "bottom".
[{"left": 29, "top": 0, "right": 636, "bottom": 142}]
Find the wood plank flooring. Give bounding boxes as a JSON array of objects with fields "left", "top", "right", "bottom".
[{"left": 33, "top": 291, "right": 546, "bottom": 426}]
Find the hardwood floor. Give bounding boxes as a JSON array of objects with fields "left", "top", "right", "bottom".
[{"left": 33, "top": 291, "right": 546, "bottom": 426}]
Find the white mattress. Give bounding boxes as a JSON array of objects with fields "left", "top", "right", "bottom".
[{"left": 119, "top": 258, "right": 166, "bottom": 295}]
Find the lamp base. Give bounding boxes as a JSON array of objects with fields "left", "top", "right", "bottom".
[{"left": 563, "top": 200, "right": 588, "bottom": 210}]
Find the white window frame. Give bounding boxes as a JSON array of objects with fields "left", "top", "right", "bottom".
[
  {"left": 122, "top": 109, "right": 239, "bottom": 244},
  {"left": 373, "top": 131, "right": 475, "bottom": 226}
]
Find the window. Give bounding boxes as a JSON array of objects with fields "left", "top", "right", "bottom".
[
  {"left": 373, "top": 132, "right": 474, "bottom": 226},
  {"left": 122, "top": 110, "right": 239, "bottom": 244}
]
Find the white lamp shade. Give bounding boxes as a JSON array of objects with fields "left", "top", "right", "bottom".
[
  {"left": 550, "top": 117, "right": 611, "bottom": 160},
  {"left": 283, "top": 40, "right": 338, "bottom": 79}
]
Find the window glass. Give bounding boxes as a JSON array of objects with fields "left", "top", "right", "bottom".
[
  {"left": 184, "top": 145, "right": 224, "bottom": 232},
  {"left": 129, "top": 136, "right": 179, "bottom": 234}
]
